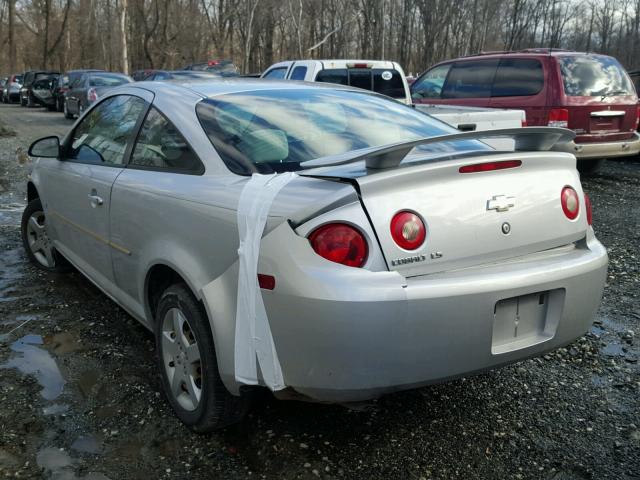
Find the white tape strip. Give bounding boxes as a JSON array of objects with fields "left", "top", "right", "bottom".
[{"left": 235, "top": 172, "right": 297, "bottom": 390}]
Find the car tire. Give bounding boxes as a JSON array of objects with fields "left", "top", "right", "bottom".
[
  {"left": 46, "top": 104, "right": 56, "bottom": 112},
  {"left": 56, "top": 97, "right": 63, "bottom": 112},
  {"left": 20, "top": 97, "right": 25, "bottom": 107},
  {"left": 26, "top": 93, "right": 35, "bottom": 108},
  {"left": 21, "top": 198, "right": 71, "bottom": 273},
  {"left": 154, "top": 283, "right": 250, "bottom": 432},
  {"left": 577, "top": 159, "right": 604, "bottom": 176},
  {"left": 63, "top": 101, "right": 73, "bottom": 119}
]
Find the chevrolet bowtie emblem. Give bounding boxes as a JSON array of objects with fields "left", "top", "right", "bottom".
[{"left": 487, "top": 195, "right": 515, "bottom": 212}]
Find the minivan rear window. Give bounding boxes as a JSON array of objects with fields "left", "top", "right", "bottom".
[
  {"left": 559, "top": 55, "right": 634, "bottom": 97},
  {"left": 315, "top": 68, "right": 406, "bottom": 99}
]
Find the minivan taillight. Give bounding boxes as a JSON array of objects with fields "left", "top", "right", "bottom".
[
  {"left": 548, "top": 108, "right": 569, "bottom": 128},
  {"left": 87, "top": 87, "right": 98, "bottom": 103},
  {"left": 635, "top": 106, "right": 640, "bottom": 130},
  {"left": 309, "top": 223, "right": 368, "bottom": 268},
  {"left": 561, "top": 186, "right": 580, "bottom": 220}
]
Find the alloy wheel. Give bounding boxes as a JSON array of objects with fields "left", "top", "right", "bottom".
[
  {"left": 161, "top": 307, "right": 203, "bottom": 412},
  {"left": 25, "top": 210, "right": 55, "bottom": 268}
]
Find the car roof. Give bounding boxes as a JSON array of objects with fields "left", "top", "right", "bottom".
[
  {"left": 135, "top": 77, "right": 362, "bottom": 98},
  {"left": 270, "top": 59, "right": 399, "bottom": 68}
]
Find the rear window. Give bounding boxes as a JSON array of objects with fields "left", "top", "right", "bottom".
[
  {"left": 492, "top": 58, "right": 544, "bottom": 97},
  {"left": 315, "top": 68, "right": 406, "bottom": 99},
  {"left": 559, "top": 55, "right": 635, "bottom": 97},
  {"left": 195, "top": 88, "right": 488, "bottom": 175},
  {"left": 290, "top": 66, "right": 307, "bottom": 80},
  {"left": 442, "top": 60, "right": 499, "bottom": 98},
  {"left": 89, "top": 75, "right": 131, "bottom": 87}
]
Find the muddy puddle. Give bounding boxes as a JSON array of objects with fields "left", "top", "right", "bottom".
[
  {"left": 0, "top": 333, "right": 66, "bottom": 399},
  {"left": 0, "top": 200, "right": 24, "bottom": 227}
]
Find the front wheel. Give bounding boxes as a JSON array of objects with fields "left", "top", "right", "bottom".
[
  {"left": 155, "top": 283, "right": 249, "bottom": 432},
  {"left": 21, "top": 198, "right": 70, "bottom": 272}
]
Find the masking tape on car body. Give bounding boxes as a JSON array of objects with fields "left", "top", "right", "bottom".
[{"left": 235, "top": 172, "right": 297, "bottom": 390}]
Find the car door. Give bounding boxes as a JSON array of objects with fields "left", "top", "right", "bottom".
[
  {"left": 67, "top": 74, "right": 85, "bottom": 114},
  {"left": 40, "top": 93, "right": 150, "bottom": 290}
]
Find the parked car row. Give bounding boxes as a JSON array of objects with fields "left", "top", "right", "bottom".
[{"left": 4, "top": 51, "right": 638, "bottom": 174}]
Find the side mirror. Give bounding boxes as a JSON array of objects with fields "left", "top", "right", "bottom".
[{"left": 28, "top": 136, "right": 60, "bottom": 158}]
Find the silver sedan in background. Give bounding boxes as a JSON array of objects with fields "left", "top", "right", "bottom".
[{"left": 23, "top": 80, "right": 608, "bottom": 431}]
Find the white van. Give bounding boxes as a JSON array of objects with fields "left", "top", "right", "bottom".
[{"left": 261, "top": 60, "right": 412, "bottom": 104}]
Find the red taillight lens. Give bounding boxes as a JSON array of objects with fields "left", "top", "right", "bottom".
[
  {"left": 87, "top": 87, "right": 98, "bottom": 102},
  {"left": 390, "top": 211, "right": 426, "bottom": 250},
  {"left": 548, "top": 108, "right": 569, "bottom": 128},
  {"left": 308, "top": 223, "right": 368, "bottom": 268},
  {"left": 459, "top": 160, "right": 522, "bottom": 173},
  {"left": 584, "top": 193, "right": 593, "bottom": 226},
  {"left": 257, "top": 273, "right": 275, "bottom": 290},
  {"left": 635, "top": 106, "right": 640, "bottom": 129},
  {"left": 561, "top": 186, "right": 580, "bottom": 220}
]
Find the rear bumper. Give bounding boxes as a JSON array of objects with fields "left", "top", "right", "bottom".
[
  {"left": 260, "top": 235, "right": 608, "bottom": 402},
  {"left": 553, "top": 133, "right": 640, "bottom": 159}
]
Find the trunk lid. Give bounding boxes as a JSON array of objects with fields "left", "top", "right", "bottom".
[{"left": 351, "top": 152, "right": 588, "bottom": 277}]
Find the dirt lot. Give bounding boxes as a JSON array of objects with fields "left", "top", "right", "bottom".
[{"left": 0, "top": 103, "right": 638, "bottom": 480}]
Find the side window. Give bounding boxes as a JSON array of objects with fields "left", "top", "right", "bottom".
[
  {"left": 263, "top": 67, "right": 288, "bottom": 80},
  {"left": 70, "top": 74, "right": 84, "bottom": 88},
  {"left": 290, "top": 66, "right": 307, "bottom": 80},
  {"left": 492, "top": 59, "right": 544, "bottom": 97},
  {"left": 442, "top": 60, "right": 499, "bottom": 99},
  {"left": 411, "top": 64, "right": 451, "bottom": 99},
  {"left": 315, "top": 69, "right": 348, "bottom": 85},
  {"left": 67, "top": 95, "right": 147, "bottom": 166},
  {"left": 130, "top": 107, "right": 204, "bottom": 174}
]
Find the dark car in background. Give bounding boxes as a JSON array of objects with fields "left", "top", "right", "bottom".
[
  {"left": 31, "top": 74, "right": 60, "bottom": 110},
  {"left": 411, "top": 49, "right": 639, "bottom": 174},
  {"left": 182, "top": 60, "right": 239, "bottom": 76},
  {"left": 132, "top": 69, "right": 153, "bottom": 81},
  {"left": 54, "top": 69, "right": 103, "bottom": 112},
  {"left": 64, "top": 71, "right": 133, "bottom": 118},
  {"left": 3, "top": 73, "right": 23, "bottom": 103},
  {"left": 20, "top": 70, "right": 60, "bottom": 107}
]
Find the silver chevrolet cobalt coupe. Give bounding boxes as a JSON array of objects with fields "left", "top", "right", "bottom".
[{"left": 23, "top": 79, "right": 608, "bottom": 431}]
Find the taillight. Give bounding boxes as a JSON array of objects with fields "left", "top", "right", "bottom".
[
  {"left": 87, "top": 87, "right": 98, "bottom": 102},
  {"left": 635, "top": 106, "right": 640, "bottom": 130},
  {"left": 308, "top": 223, "right": 368, "bottom": 268},
  {"left": 584, "top": 193, "right": 593, "bottom": 226},
  {"left": 390, "top": 211, "right": 426, "bottom": 250},
  {"left": 459, "top": 160, "right": 522, "bottom": 173},
  {"left": 548, "top": 108, "right": 569, "bottom": 128},
  {"left": 561, "top": 186, "right": 580, "bottom": 220}
]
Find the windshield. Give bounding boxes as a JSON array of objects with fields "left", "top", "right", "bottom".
[
  {"left": 196, "top": 88, "right": 489, "bottom": 175},
  {"left": 89, "top": 75, "right": 131, "bottom": 87},
  {"left": 559, "top": 55, "right": 635, "bottom": 97}
]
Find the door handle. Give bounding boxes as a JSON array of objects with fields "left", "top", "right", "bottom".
[{"left": 88, "top": 192, "right": 103, "bottom": 207}]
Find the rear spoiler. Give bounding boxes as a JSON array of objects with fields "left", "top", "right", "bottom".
[{"left": 300, "top": 127, "right": 575, "bottom": 170}]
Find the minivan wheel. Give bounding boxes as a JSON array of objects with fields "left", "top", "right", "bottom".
[
  {"left": 155, "top": 283, "right": 249, "bottom": 432},
  {"left": 577, "top": 159, "right": 604, "bottom": 176},
  {"left": 21, "top": 198, "right": 71, "bottom": 272}
]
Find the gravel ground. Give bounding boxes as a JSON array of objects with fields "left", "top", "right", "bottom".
[{"left": 0, "top": 104, "right": 638, "bottom": 480}]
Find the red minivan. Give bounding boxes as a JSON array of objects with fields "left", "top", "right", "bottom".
[{"left": 411, "top": 49, "right": 640, "bottom": 174}]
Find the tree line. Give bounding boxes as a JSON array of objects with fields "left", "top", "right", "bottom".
[{"left": 0, "top": 0, "right": 639, "bottom": 77}]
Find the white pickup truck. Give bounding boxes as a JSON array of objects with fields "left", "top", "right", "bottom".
[{"left": 416, "top": 104, "right": 527, "bottom": 150}]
